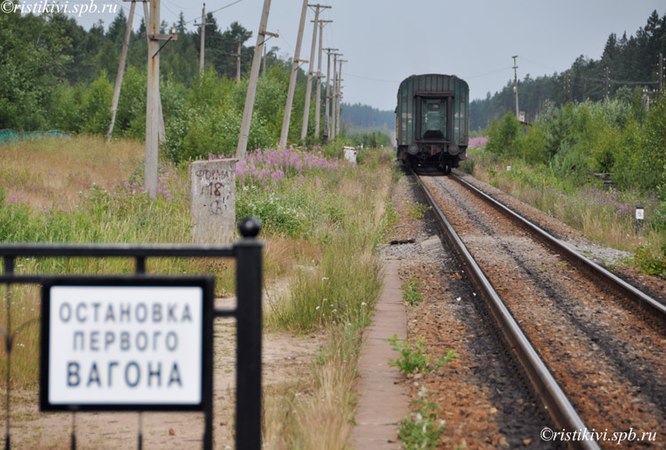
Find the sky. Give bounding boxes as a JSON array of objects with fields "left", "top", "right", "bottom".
[{"left": 56, "top": 0, "right": 665, "bottom": 110}]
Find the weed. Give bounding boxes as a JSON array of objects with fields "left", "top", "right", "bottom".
[
  {"left": 399, "top": 387, "right": 446, "bottom": 450},
  {"left": 408, "top": 202, "right": 431, "bottom": 220},
  {"left": 459, "top": 157, "right": 476, "bottom": 175},
  {"left": 388, "top": 335, "right": 455, "bottom": 375},
  {"left": 402, "top": 277, "right": 422, "bottom": 306},
  {"left": 634, "top": 245, "right": 666, "bottom": 278}
]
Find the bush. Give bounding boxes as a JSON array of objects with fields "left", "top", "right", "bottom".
[
  {"left": 486, "top": 112, "right": 520, "bottom": 157},
  {"left": 80, "top": 72, "right": 113, "bottom": 134},
  {"left": 637, "top": 93, "right": 666, "bottom": 197}
]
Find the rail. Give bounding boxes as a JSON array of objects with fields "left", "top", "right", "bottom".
[
  {"left": 452, "top": 174, "right": 666, "bottom": 320},
  {"left": 414, "top": 174, "right": 600, "bottom": 450}
]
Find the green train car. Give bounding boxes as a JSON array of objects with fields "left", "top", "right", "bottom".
[{"left": 395, "top": 74, "right": 469, "bottom": 173}]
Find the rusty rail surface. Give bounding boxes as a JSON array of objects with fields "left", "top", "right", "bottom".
[
  {"left": 414, "top": 174, "right": 600, "bottom": 450},
  {"left": 451, "top": 173, "right": 666, "bottom": 321}
]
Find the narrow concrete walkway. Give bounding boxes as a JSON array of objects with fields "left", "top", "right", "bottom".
[{"left": 351, "top": 260, "right": 409, "bottom": 449}]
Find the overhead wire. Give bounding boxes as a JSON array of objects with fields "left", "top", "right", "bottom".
[{"left": 180, "top": 0, "right": 244, "bottom": 26}]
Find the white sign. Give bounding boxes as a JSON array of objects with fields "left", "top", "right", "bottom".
[
  {"left": 46, "top": 285, "right": 204, "bottom": 407},
  {"left": 635, "top": 208, "right": 645, "bottom": 220}
]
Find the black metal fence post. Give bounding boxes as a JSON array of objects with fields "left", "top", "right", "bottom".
[
  {"left": 3, "top": 256, "right": 14, "bottom": 450},
  {"left": 0, "top": 229, "right": 260, "bottom": 449},
  {"left": 234, "top": 218, "right": 263, "bottom": 450}
]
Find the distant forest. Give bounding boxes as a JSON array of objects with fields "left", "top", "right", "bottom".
[
  {"left": 471, "top": 10, "right": 666, "bottom": 130},
  {"left": 0, "top": 7, "right": 280, "bottom": 130},
  {"left": 2, "top": 7, "right": 663, "bottom": 137},
  {"left": 340, "top": 103, "right": 394, "bottom": 133}
]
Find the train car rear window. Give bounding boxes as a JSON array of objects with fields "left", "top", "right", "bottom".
[{"left": 422, "top": 99, "right": 446, "bottom": 139}]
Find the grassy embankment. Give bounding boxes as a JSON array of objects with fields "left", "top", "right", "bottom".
[
  {"left": 463, "top": 96, "right": 665, "bottom": 277},
  {"left": 0, "top": 135, "right": 394, "bottom": 448},
  {"left": 466, "top": 150, "right": 664, "bottom": 266}
]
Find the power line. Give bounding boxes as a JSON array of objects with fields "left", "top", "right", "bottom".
[{"left": 182, "top": 0, "right": 244, "bottom": 26}]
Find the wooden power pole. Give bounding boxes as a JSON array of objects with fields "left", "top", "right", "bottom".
[
  {"left": 145, "top": 0, "right": 161, "bottom": 198},
  {"left": 236, "top": 0, "right": 276, "bottom": 158},
  {"left": 144, "top": 0, "right": 176, "bottom": 196},
  {"left": 512, "top": 55, "right": 520, "bottom": 120},
  {"left": 236, "top": 41, "right": 242, "bottom": 81},
  {"left": 197, "top": 3, "right": 210, "bottom": 73},
  {"left": 107, "top": 0, "right": 136, "bottom": 142},
  {"left": 659, "top": 53, "right": 664, "bottom": 93},
  {"left": 330, "top": 52, "right": 340, "bottom": 141},
  {"left": 314, "top": 20, "right": 331, "bottom": 140},
  {"left": 278, "top": 0, "right": 309, "bottom": 149},
  {"left": 300, "top": 4, "right": 330, "bottom": 143},
  {"left": 336, "top": 58, "right": 347, "bottom": 137},
  {"left": 323, "top": 47, "right": 337, "bottom": 142}
]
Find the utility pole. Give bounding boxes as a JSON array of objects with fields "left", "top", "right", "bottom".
[
  {"left": 336, "top": 58, "right": 347, "bottom": 137},
  {"left": 107, "top": 0, "right": 136, "bottom": 142},
  {"left": 141, "top": 1, "right": 166, "bottom": 145},
  {"left": 196, "top": 3, "right": 210, "bottom": 72},
  {"left": 323, "top": 47, "right": 337, "bottom": 142},
  {"left": 604, "top": 66, "right": 610, "bottom": 99},
  {"left": 145, "top": 0, "right": 161, "bottom": 198},
  {"left": 236, "top": 41, "right": 242, "bottom": 81},
  {"left": 279, "top": 0, "right": 309, "bottom": 149},
  {"left": 659, "top": 53, "right": 663, "bottom": 93},
  {"left": 512, "top": 55, "right": 520, "bottom": 120},
  {"left": 236, "top": 0, "right": 277, "bottom": 158},
  {"left": 313, "top": 19, "right": 331, "bottom": 141},
  {"left": 330, "top": 52, "right": 340, "bottom": 140},
  {"left": 301, "top": 4, "right": 331, "bottom": 143},
  {"left": 144, "top": 0, "right": 177, "bottom": 196}
]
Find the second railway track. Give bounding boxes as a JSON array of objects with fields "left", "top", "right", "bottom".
[{"left": 415, "top": 172, "right": 665, "bottom": 449}]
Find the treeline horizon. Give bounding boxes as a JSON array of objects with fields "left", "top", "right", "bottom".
[
  {"left": 471, "top": 10, "right": 666, "bottom": 130},
  {"left": 0, "top": 6, "right": 278, "bottom": 131},
  {"left": 0, "top": 6, "right": 393, "bottom": 158}
]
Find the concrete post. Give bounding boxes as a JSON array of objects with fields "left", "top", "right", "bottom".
[
  {"left": 191, "top": 159, "right": 236, "bottom": 244},
  {"left": 236, "top": 0, "right": 273, "bottom": 158},
  {"left": 145, "top": 0, "right": 160, "bottom": 198},
  {"left": 199, "top": 3, "right": 206, "bottom": 72},
  {"left": 107, "top": 0, "right": 136, "bottom": 142},
  {"left": 278, "top": 0, "right": 308, "bottom": 149}
]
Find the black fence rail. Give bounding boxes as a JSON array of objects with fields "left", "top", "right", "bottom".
[{"left": 1, "top": 217, "right": 263, "bottom": 450}]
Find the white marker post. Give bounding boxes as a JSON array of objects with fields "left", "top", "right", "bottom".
[
  {"left": 635, "top": 205, "right": 645, "bottom": 234},
  {"left": 191, "top": 159, "right": 236, "bottom": 244}
]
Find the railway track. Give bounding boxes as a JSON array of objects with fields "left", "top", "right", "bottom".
[{"left": 414, "top": 172, "right": 665, "bottom": 449}]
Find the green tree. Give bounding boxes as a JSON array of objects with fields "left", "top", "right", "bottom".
[{"left": 486, "top": 112, "right": 521, "bottom": 157}]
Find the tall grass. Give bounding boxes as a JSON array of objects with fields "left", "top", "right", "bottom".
[
  {"left": 469, "top": 153, "right": 664, "bottom": 272},
  {"left": 0, "top": 137, "right": 223, "bottom": 387},
  {"left": 0, "top": 138, "right": 395, "bottom": 449},
  {"left": 264, "top": 326, "right": 361, "bottom": 449},
  {"left": 263, "top": 150, "right": 392, "bottom": 448},
  {"left": 0, "top": 135, "right": 143, "bottom": 211},
  {"left": 476, "top": 96, "right": 665, "bottom": 276}
]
